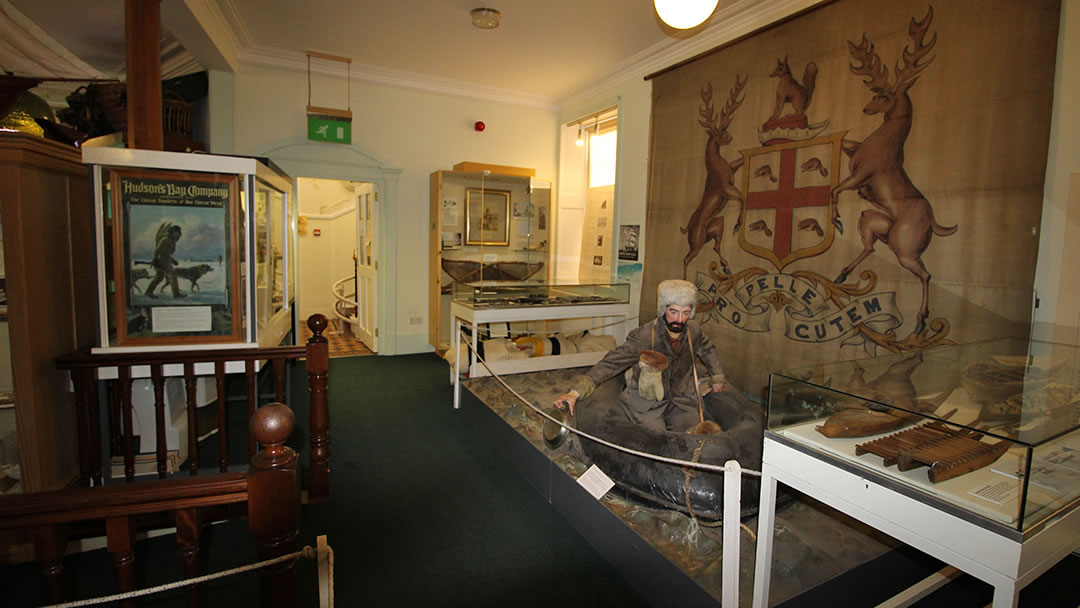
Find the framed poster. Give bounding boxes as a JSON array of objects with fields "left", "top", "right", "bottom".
[
  {"left": 465, "top": 188, "right": 510, "bottom": 246},
  {"left": 619, "top": 224, "right": 640, "bottom": 261},
  {"left": 110, "top": 168, "right": 243, "bottom": 345}
]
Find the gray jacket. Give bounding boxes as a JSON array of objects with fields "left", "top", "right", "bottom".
[{"left": 571, "top": 317, "right": 726, "bottom": 418}]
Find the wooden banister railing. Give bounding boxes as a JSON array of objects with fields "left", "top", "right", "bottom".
[
  {"left": 0, "top": 403, "right": 302, "bottom": 607},
  {"left": 55, "top": 314, "right": 331, "bottom": 502}
]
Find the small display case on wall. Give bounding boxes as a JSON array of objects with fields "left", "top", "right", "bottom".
[
  {"left": 768, "top": 338, "right": 1080, "bottom": 536},
  {"left": 84, "top": 147, "right": 296, "bottom": 351},
  {"left": 429, "top": 163, "right": 552, "bottom": 350}
]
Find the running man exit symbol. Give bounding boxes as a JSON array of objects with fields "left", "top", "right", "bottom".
[{"left": 307, "top": 115, "right": 352, "bottom": 144}]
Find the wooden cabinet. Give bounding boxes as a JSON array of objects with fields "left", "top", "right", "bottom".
[
  {"left": 0, "top": 134, "right": 97, "bottom": 493},
  {"left": 429, "top": 163, "right": 551, "bottom": 351}
]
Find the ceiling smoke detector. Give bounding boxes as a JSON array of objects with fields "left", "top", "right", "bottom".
[{"left": 471, "top": 8, "right": 501, "bottom": 29}]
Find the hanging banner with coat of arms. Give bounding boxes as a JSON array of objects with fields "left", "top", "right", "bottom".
[{"left": 643, "top": 0, "right": 1061, "bottom": 395}]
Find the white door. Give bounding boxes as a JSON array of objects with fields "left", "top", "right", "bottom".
[{"left": 355, "top": 189, "right": 378, "bottom": 351}]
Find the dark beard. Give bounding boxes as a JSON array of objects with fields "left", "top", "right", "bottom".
[{"left": 664, "top": 319, "right": 686, "bottom": 333}]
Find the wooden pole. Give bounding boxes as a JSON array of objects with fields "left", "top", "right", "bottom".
[
  {"left": 248, "top": 403, "right": 299, "bottom": 608},
  {"left": 124, "top": 0, "right": 163, "bottom": 150},
  {"left": 305, "top": 314, "right": 331, "bottom": 502}
]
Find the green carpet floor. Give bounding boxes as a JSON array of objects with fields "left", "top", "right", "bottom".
[{"left": 0, "top": 353, "right": 650, "bottom": 607}]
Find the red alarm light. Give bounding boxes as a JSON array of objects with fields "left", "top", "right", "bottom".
[{"left": 474, "top": 121, "right": 486, "bottom": 132}]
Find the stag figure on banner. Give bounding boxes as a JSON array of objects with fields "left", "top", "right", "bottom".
[
  {"left": 681, "top": 75, "right": 747, "bottom": 278},
  {"left": 832, "top": 6, "right": 957, "bottom": 335}
]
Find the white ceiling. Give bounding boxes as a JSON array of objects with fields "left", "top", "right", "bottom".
[{"left": 2, "top": 0, "right": 751, "bottom": 107}]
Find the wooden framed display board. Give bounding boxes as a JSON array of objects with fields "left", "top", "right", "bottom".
[
  {"left": 109, "top": 167, "right": 243, "bottom": 345},
  {"left": 84, "top": 147, "right": 297, "bottom": 352}
]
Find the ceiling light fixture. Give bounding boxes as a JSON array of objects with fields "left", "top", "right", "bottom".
[
  {"left": 471, "top": 8, "right": 501, "bottom": 29},
  {"left": 654, "top": 0, "right": 719, "bottom": 29}
]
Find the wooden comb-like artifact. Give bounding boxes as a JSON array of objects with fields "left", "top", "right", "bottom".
[{"left": 856, "top": 422, "right": 1009, "bottom": 483}]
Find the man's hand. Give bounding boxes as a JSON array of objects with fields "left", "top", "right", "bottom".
[
  {"left": 711, "top": 382, "right": 726, "bottom": 394},
  {"left": 554, "top": 391, "right": 579, "bottom": 416}
]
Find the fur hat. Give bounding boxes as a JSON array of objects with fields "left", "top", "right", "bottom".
[{"left": 657, "top": 279, "right": 698, "bottom": 317}]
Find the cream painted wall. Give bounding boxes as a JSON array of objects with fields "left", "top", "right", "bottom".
[
  {"left": 1034, "top": 0, "right": 1080, "bottom": 341},
  {"left": 297, "top": 216, "right": 336, "bottom": 323},
  {"left": 229, "top": 66, "right": 558, "bottom": 353}
]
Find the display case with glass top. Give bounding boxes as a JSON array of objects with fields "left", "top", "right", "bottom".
[
  {"left": 448, "top": 280, "right": 631, "bottom": 408},
  {"left": 83, "top": 147, "right": 296, "bottom": 351},
  {"left": 252, "top": 161, "right": 294, "bottom": 348},
  {"left": 768, "top": 337, "right": 1080, "bottom": 537},
  {"left": 451, "top": 281, "right": 629, "bottom": 310}
]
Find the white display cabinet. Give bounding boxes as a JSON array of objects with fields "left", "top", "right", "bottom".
[
  {"left": 84, "top": 147, "right": 297, "bottom": 354},
  {"left": 753, "top": 339, "right": 1080, "bottom": 607}
]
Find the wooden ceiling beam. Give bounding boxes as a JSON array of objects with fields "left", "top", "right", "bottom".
[{"left": 124, "top": 0, "right": 163, "bottom": 151}]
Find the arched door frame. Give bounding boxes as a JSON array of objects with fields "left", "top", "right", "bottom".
[{"left": 249, "top": 138, "right": 402, "bottom": 354}]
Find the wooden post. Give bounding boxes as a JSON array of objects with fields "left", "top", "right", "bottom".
[
  {"left": 119, "top": 365, "right": 135, "bottom": 482},
  {"left": 152, "top": 364, "right": 167, "bottom": 479},
  {"left": 175, "top": 507, "right": 201, "bottom": 608},
  {"left": 72, "top": 368, "right": 93, "bottom": 486},
  {"left": 33, "top": 525, "right": 67, "bottom": 604},
  {"left": 305, "top": 314, "right": 330, "bottom": 502},
  {"left": 124, "top": 0, "right": 163, "bottom": 150},
  {"left": 106, "top": 515, "right": 137, "bottom": 608},
  {"left": 184, "top": 362, "right": 199, "bottom": 475},
  {"left": 248, "top": 403, "right": 299, "bottom": 608}
]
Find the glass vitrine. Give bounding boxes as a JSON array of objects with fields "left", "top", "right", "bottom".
[
  {"left": 430, "top": 166, "right": 552, "bottom": 349},
  {"left": 451, "top": 281, "right": 630, "bottom": 310},
  {"left": 768, "top": 338, "right": 1080, "bottom": 537},
  {"left": 84, "top": 147, "right": 296, "bottom": 349}
]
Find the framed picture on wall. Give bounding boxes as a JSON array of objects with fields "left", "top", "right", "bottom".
[
  {"left": 110, "top": 168, "right": 243, "bottom": 346},
  {"left": 465, "top": 188, "right": 510, "bottom": 246}
]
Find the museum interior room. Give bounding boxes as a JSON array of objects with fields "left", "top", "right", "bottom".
[{"left": 1, "top": 0, "right": 1080, "bottom": 606}]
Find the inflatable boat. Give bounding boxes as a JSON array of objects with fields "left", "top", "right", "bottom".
[{"left": 573, "top": 380, "right": 764, "bottom": 521}]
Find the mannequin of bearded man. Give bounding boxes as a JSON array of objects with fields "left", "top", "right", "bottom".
[{"left": 554, "top": 279, "right": 729, "bottom": 433}]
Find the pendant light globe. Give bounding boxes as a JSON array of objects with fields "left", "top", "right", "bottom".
[{"left": 654, "top": 0, "right": 719, "bottom": 29}]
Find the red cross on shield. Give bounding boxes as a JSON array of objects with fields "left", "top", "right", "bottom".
[{"left": 737, "top": 133, "right": 844, "bottom": 271}]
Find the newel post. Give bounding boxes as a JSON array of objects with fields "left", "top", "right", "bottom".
[
  {"left": 248, "top": 403, "right": 299, "bottom": 608},
  {"left": 305, "top": 314, "right": 330, "bottom": 501}
]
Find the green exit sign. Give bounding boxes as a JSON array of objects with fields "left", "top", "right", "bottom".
[{"left": 307, "top": 115, "right": 351, "bottom": 144}]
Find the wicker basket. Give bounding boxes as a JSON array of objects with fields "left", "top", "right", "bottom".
[
  {"left": 163, "top": 91, "right": 193, "bottom": 139},
  {"left": 90, "top": 82, "right": 127, "bottom": 133},
  {"left": 85, "top": 85, "right": 193, "bottom": 139}
]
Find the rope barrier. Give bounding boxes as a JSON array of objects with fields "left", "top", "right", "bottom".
[
  {"left": 43, "top": 540, "right": 332, "bottom": 608},
  {"left": 458, "top": 326, "right": 762, "bottom": 479}
]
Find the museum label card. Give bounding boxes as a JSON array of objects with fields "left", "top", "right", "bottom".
[
  {"left": 152, "top": 306, "right": 212, "bottom": 333},
  {"left": 578, "top": 464, "right": 615, "bottom": 500},
  {"left": 968, "top": 480, "right": 1019, "bottom": 506}
]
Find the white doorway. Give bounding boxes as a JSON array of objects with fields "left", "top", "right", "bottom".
[
  {"left": 354, "top": 187, "right": 378, "bottom": 351},
  {"left": 297, "top": 177, "right": 377, "bottom": 353}
]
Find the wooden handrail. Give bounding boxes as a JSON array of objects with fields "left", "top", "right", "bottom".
[
  {"left": 0, "top": 402, "right": 302, "bottom": 607},
  {"left": 55, "top": 346, "right": 307, "bottom": 368},
  {"left": 0, "top": 473, "right": 248, "bottom": 527},
  {"left": 54, "top": 314, "right": 331, "bottom": 502}
]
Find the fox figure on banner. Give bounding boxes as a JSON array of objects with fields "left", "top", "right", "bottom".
[{"left": 646, "top": 0, "right": 1059, "bottom": 394}]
